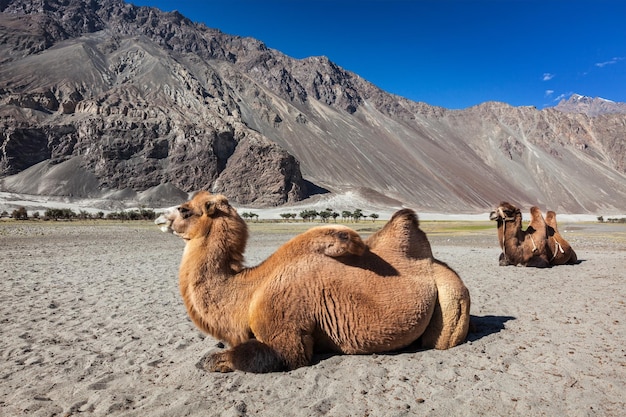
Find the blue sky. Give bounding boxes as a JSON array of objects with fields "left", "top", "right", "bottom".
[{"left": 131, "top": 0, "right": 625, "bottom": 110}]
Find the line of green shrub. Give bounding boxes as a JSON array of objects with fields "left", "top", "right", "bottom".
[{"left": 2, "top": 207, "right": 157, "bottom": 221}]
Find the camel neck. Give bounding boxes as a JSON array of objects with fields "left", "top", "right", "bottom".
[
  {"left": 186, "top": 216, "right": 247, "bottom": 275},
  {"left": 183, "top": 232, "right": 245, "bottom": 279}
]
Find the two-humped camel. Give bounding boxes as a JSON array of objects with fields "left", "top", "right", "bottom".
[
  {"left": 155, "top": 191, "right": 470, "bottom": 373},
  {"left": 490, "top": 201, "right": 577, "bottom": 267}
]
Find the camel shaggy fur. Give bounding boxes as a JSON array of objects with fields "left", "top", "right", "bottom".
[
  {"left": 545, "top": 211, "right": 578, "bottom": 265},
  {"left": 155, "top": 191, "right": 470, "bottom": 373},
  {"left": 489, "top": 201, "right": 550, "bottom": 268},
  {"left": 365, "top": 209, "right": 471, "bottom": 350}
]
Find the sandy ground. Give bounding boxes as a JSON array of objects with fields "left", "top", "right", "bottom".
[{"left": 1, "top": 219, "right": 625, "bottom": 417}]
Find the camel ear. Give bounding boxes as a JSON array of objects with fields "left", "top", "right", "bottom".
[
  {"left": 204, "top": 195, "right": 230, "bottom": 217},
  {"left": 204, "top": 201, "right": 216, "bottom": 216}
]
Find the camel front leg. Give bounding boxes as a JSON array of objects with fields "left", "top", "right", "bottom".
[
  {"left": 201, "top": 340, "right": 287, "bottom": 373},
  {"left": 201, "top": 330, "right": 314, "bottom": 373}
]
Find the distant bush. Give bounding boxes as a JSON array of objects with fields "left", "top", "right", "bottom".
[
  {"left": 38, "top": 207, "right": 156, "bottom": 221},
  {"left": 279, "top": 213, "right": 297, "bottom": 221},
  {"left": 299, "top": 209, "right": 319, "bottom": 222},
  {"left": 44, "top": 208, "right": 77, "bottom": 221},
  {"left": 12, "top": 207, "right": 28, "bottom": 220},
  {"left": 241, "top": 212, "right": 259, "bottom": 221},
  {"left": 106, "top": 208, "right": 156, "bottom": 221},
  {"left": 598, "top": 215, "right": 626, "bottom": 223},
  {"left": 606, "top": 217, "right": 626, "bottom": 223}
]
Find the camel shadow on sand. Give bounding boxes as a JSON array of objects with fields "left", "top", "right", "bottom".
[{"left": 466, "top": 314, "right": 515, "bottom": 343}]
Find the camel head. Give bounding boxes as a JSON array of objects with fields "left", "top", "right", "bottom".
[
  {"left": 489, "top": 202, "right": 521, "bottom": 223},
  {"left": 155, "top": 191, "right": 245, "bottom": 242}
]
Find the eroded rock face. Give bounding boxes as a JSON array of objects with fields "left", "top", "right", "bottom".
[
  {"left": 0, "top": 0, "right": 315, "bottom": 206},
  {"left": 0, "top": 127, "right": 51, "bottom": 174},
  {"left": 0, "top": 112, "right": 308, "bottom": 205},
  {"left": 211, "top": 134, "right": 308, "bottom": 206}
]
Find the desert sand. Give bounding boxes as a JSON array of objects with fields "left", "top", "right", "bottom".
[{"left": 1, "top": 219, "right": 625, "bottom": 416}]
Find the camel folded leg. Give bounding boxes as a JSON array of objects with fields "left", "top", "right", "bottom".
[
  {"left": 203, "top": 324, "right": 316, "bottom": 373},
  {"left": 202, "top": 340, "right": 287, "bottom": 373},
  {"left": 498, "top": 252, "right": 513, "bottom": 266}
]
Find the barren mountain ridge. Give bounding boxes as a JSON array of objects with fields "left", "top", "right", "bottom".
[{"left": 1, "top": 0, "right": 625, "bottom": 213}]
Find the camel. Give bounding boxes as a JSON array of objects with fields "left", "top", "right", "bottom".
[
  {"left": 489, "top": 201, "right": 550, "bottom": 268},
  {"left": 545, "top": 211, "right": 578, "bottom": 265},
  {"left": 155, "top": 191, "right": 470, "bottom": 373}
]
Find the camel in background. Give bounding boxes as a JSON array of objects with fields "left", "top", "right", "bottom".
[{"left": 489, "top": 202, "right": 550, "bottom": 268}]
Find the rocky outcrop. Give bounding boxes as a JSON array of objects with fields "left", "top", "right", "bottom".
[
  {"left": 211, "top": 134, "right": 309, "bottom": 206},
  {"left": 1, "top": 0, "right": 626, "bottom": 212}
]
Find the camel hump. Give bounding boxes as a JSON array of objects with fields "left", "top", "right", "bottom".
[
  {"left": 365, "top": 208, "right": 432, "bottom": 260},
  {"left": 389, "top": 208, "right": 419, "bottom": 227},
  {"left": 529, "top": 206, "right": 546, "bottom": 224},
  {"left": 301, "top": 225, "right": 366, "bottom": 257},
  {"left": 545, "top": 211, "right": 558, "bottom": 229}
]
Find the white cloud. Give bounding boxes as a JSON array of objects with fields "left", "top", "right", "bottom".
[
  {"left": 553, "top": 92, "right": 573, "bottom": 102},
  {"left": 595, "top": 57, "right": 625, "bottom": 68},
  {"left": 542, "top": 73, "right": 554, "bottom": 81},
  {"left": 545, "top": 90, "right": 554, "bottom": 97}
]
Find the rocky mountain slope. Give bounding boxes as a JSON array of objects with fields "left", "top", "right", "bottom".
[
  {"left": 554, "top": 94, "right": 626, "bottom": 117},
  {"left": 1, "top": 0, "right": 625, "bottom": 213}
]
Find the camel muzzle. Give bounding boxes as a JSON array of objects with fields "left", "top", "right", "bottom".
[{"left": 155, "top": 207, "right": 177, "bottom": 233}]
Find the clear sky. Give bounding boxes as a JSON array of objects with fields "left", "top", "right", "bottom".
[{"left": 130, "top": 0, "right": 625, "bottom": 110}]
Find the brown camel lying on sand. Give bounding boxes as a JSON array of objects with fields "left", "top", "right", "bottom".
[
  {"left": 489, "top": 202, "right": 578, "bottom": 267},
  {"left": 155, "top": 191, "right": 470, "bottom": 373},
  {"left": 545, "top": 211, "right": 578, "bottom": 265},
  {"left": 489, "top": 202, "right": 550, "bottom": 268}
]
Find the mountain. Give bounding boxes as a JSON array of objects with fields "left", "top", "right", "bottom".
[
  {"left": 1, "top": 0, "right": 626, "bottom": 214},
  {"left": 554, "top": 94, "right": 626, "bottom": 117}
]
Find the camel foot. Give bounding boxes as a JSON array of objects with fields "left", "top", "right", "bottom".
[
  {"left": 199, "top": 341, "right": 287, "bottom": 373},
  {"left": 198, "top": 350, "right": 235, "bottom": 373},
  {"left": 498, "top": 253, "right": 512, "bottom": 266}
]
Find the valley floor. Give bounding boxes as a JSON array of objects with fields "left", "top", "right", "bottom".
[{"left": 1, "top": 221, "right": 625, "bottom": 416}]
